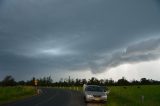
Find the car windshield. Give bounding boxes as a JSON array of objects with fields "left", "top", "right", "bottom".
[{"left": 85, "top": 86, "right": 104, "bottom": 92}]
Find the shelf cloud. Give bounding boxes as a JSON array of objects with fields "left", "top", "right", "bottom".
[
  {"left": 89, "top": 38, "right": 160, "bottom": 73},
  {"left": 0, "top": 0, "right": 160, "bottom": 80}
]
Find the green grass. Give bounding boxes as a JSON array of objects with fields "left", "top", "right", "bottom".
[
  {"left": 107, "top": 85, "right": 160, "bottom": 106},
  {"left": 0, "top": 86, "right": 36, "bottom": 104}
]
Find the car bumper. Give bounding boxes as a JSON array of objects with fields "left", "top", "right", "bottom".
[{"left": 86, "top": 96, "right": 107, "bottom": 102}]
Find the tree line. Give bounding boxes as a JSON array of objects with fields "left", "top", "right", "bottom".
[{"left": 0, "top": 75, "right": 160, "bottom": 87}]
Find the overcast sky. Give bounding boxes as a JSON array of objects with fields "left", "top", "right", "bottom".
[{"left": 0, "top": 0, "right": 160, "bottom": 81}]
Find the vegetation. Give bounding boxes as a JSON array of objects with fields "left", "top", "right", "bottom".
[
  {"left": 0, "top": 86, "right": 36, "bottom": 104},
  {"left": 1, "top": 75, "right": 16, "bottom": 86},
  {"left": 1, "top": 75, "right": 160, "bottom": 87},
  {"left": 107, "top": 85, "right": 160, "bottom": 106}
]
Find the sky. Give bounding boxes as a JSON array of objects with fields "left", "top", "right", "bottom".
[{"left": 0, "top": 0, "right": 160, "bottom": 81}]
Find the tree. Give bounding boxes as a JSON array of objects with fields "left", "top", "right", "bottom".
[
  {"left": 37, "top": 76, "right": 53, "bottom": 86},
  {"left": 82, "top": 79, "right": 87, "bottom": 84},
  {"left": 26, "top": 77, "right": 35, "bottom": 86},
  {"left": 18, "top": 80, "right": 26, "bottom": 85},
  {"left": 141, "top": 78, "right": 150, "bottom": 85},
  {"left": 46, "top": 76, "right": 53, "bottom": 86},
  {"left": 108, "top": 78, "right": 114, "bottom": 86},
  {"left": 131, "top": 80, "right": 140, "bottom": 85},
  {"left": 117, "top": 77, "right": 129, "bottom": 86},
  {"left": 88, "top": 77, "right": 100, "bottom": 85},
  {"left": 2, "top": 75, "right": 16, "bottom": 86},
  {"left": 100, "top": 79, "right": 105, "bottom": 86}
]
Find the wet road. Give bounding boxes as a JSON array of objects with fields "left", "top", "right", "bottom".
[{"left": 1, "top": 88, "right": 104, "bottom": 106}]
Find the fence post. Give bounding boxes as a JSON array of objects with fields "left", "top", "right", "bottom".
[{"left": 141, "top": 95, "right": 144, "bottom": 104}]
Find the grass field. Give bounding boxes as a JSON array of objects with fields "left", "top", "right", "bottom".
[
  {"left": 106, "top": 85, "right": 160, "bottom": 106},
  {"left": 0, "top": 86, "right": 36, "bottom": 104}
]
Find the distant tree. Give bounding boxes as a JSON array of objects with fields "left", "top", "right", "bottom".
[
  {"left": 3, "top": 75, "right": 159, "bottom": 87},
  {"left": 99, "top": 79, "right": 105, "bottom": 86},
  {"left": 108, "top": 78, "right": 114, "bottom": 86},
  {"left": 117, "top": 77, "right": 129, "bottom": 86},
  {"left": 151, "top": 79, "right": 160, "bottom": 85},
  {"left": 18, "top": 80, "right": 26, "bottom": 85},
  {"left": 82, "top": 79, "right": 87, "bottom": 84},
  {"left": 88, "top": 77, "right": 100, "bottom": 85},
  {"left": 46, "top": 76, "right": 53, "bottom": 86},
  {"left": 140, "top": 78, "right": 150, "bottom": 85},
  {"left": 104, "top": 79, "right": 109, "bottom": 85},
  {"left": 74, "top": 79, "right": 79, "bottom": 86},
  {"left": 37, "top": 76, "right": 53, "bottom": 86},
  {"left": 131, "top": 80, "right": 140, "bottom": 85},
  {"left": 2, "top": 75, "right": 16, "bottom": 86},
  {"left": 26, "top": 77, "right": 35, "bottom": 86}
]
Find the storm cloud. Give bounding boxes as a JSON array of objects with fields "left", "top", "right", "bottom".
[
  {"left": 89, "top": 38, "right": 160, "bottom": 73},
  {"left": 0, "top": 0, "right": 160, "bottom": 80}
]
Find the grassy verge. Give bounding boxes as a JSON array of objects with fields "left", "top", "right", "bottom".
[
  {"left": 0, "top": 86, "right": 36, "bottom": 105},
  {"left": 107, "top": 85, "right": 160, "bottom": 106}
]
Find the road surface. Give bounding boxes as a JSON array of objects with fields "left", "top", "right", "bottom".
[{"left": 1, "top": 88, "right": 104, "bottom": 106}]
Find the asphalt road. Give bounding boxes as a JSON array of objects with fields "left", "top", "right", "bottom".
[{"left": 1, "top": 88, "right": 104, "bottom": 106}]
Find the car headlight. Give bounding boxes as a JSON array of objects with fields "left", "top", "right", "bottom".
[
  {"left": 86, "top": 94, "right": 93, "bottom": 98},
  {"left": 102, "top": 95, "right": 107, "bottom": 98}
]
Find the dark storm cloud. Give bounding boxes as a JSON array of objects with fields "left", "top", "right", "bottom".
[
  {"left": 0, "top": 0, "right": 160, "bottom": 80},
  {"left": 89, "top": 38, "right": 160, "bottom": 73}
]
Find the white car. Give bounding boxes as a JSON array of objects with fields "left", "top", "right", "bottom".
[{"left": 83, "top": 85, "right": 107, "bottom": 103}]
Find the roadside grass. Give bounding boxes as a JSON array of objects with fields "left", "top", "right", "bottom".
[
  {"left": 57, "top": 85, "right": 160, "bottom": 106},
  {"left": 0, "top": 86, "right": 36, "bottom": 105},
  {"left": 106, "top": 85, "right": 160, "bottom": 106}
]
